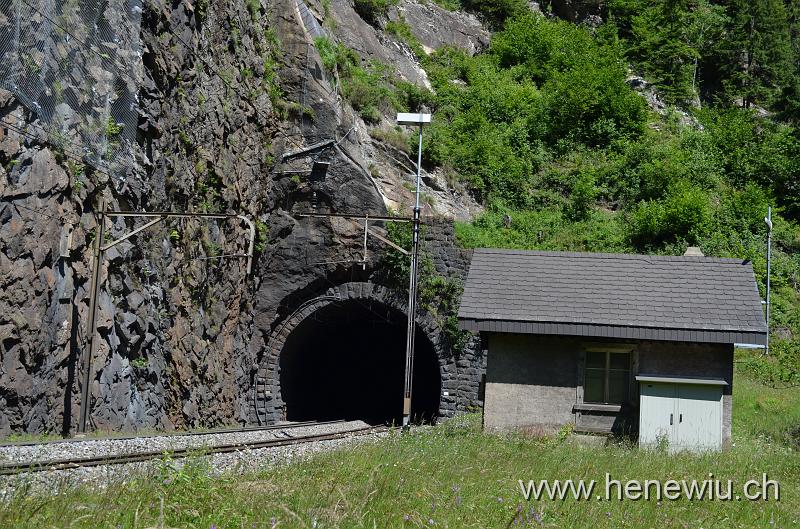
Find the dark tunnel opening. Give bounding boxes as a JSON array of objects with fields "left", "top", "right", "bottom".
[{"left": 279, "top": 300, "right": 441, "bottom": 425}]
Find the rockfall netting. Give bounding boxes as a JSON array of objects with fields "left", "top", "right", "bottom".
[{"left": 0, "top": 0, "right": 143, "bottom": 176}]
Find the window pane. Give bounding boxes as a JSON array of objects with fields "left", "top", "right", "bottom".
[
  {"left": 584, "top": 368, "right": 604, "bottom": 402},
  {"left": 586, "top": 350, "right": 605, "bottom": 369},
  {"left": 609, "top": 352, "right": 629, "bottom": 370},
  {"left": 607, "top": 369, "right": 630, "bottom": 404}
]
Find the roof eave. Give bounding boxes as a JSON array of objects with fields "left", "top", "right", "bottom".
[{"left": 458, "top": 318, "right": 767, "bottom": 346}]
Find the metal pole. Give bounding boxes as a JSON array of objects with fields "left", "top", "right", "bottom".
[
  {"left": 402, "top": 124, "right": 424, "bottom": 427},
  {"left": 765, "top": 206, "right": 772, "bottom": 355},
  {"left": 78, "top": 201, "right": 105, "bottom": 434}
]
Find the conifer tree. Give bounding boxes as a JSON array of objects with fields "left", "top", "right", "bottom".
[
  {"left": 775, "top": 0, "right": 800, "bottom": 121},
  {"left": 719, "top": 0, "right": 793, "bottom": 108}
]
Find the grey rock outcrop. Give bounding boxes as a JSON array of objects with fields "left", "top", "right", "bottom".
[{"left": 0, "top": 0, "right": 486, "bottom": 436}]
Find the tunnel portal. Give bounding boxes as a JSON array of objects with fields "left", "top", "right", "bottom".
[{"left": 278, "top": 299, "right": 441, "bottom": 425}]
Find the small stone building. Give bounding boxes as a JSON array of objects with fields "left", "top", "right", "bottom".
[{"left": 458, "top": 249, "right": 767, "bottom": 451}]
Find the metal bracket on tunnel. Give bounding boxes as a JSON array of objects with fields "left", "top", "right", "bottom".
[
  {"left": 78, "top": 209, "right": 256, "bottom": 434},
  {"left": 298, "top": 212, "right": 413, "bottom": 268}
]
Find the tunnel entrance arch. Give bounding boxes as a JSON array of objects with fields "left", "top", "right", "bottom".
[{"left": 256, "top": 282, "right": 445, "bottom": 425}]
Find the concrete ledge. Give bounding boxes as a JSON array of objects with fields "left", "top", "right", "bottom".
[{"left": 573, "top": 403, "right": 622, "bottom": 413}]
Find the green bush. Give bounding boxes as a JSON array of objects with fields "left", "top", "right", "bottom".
[
  {"left": 566, "top": 172, "right": 597, "bottom": 221},
  {"left": 353, "top": 0, "right": 397, "bottom": 25},
  {"left": 627, "top": 181, "right": 712, "bottom": 248},
  {"left": 315, "top": 37, "right": 432, "bottom": 122},
  {"left": 738, "top": 340, "right": 800, "bottom": 387},
  {"left": 460, "top": 0, "right": 528, "bottom": 29},
  {"left": 314, "top": 36, "right": 358, "bottom": 74}
]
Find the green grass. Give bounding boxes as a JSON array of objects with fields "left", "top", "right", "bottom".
[
  {"left": 1, "top": 370, "right": 798, "bottom": 528},
  {"left": 733, "top": 366, "right": 800, "bottom": 448}
]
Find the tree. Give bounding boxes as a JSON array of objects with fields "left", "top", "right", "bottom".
[
  {"left": 612, "top": 0, "right": 727, "bottom": 105},
  {"left": 683, "top": 1, "right": 728, "bottom": 100},
  {"left": 774, "top": 0, "right": 800, "bottom": 122},
  {"left": 719, "top": 0, "right": 793, "bottom": 108},
  {"left": 628, "top": 0, "right": 697, "bottom": 103}
]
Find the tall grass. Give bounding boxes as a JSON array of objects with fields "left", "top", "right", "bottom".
[{"left": 1, "top": 371, "right": 798, "bottom": 528}]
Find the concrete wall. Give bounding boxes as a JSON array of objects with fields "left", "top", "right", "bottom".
[
  {"left": 483, "top": 333, "right": 734, "bottom": 445},
  {"left": 484, "top": 334, "right": 579, "bottom": 432}
]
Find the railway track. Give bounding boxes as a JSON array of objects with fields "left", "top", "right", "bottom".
[
  {"left": 0, "top": 419, "right": 346, "bottom": 448},
  {"left": 0, "top": 422, "right": 388, "bottom": 476}
]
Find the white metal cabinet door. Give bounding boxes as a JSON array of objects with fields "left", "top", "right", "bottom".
[
  {"left": 638, "top": 383, "right": 676, "bottom": 447},
  {"left": 675, "top": 385, "right": 723, "bottom": 451}
]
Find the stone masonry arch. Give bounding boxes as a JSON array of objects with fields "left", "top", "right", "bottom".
[{"left": 253, "top": 282, "right": 457, "bottom": 424}]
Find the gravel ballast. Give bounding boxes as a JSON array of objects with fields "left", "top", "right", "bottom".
[{"left": 0, "top": 421, "right": 390, "bottom": 495}]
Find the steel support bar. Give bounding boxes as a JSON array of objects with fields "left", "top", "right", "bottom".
[
  {"left": 341, "top": 216, "right": 411, "bottom": 257},
  {"left": 103, "top": 211, "right": 255, "bottom": 275},
  {"left": 363, "top": 215, "right": 369, "bottom": 270},
  {"left": 281, "top": 139, "right": 335, "bottom": 161},
  {"left": 78, "top": 201, "right": 105, "bottom": 434},
  {"left": 237, "top": 214, "right": 256, "bottom": 275},
  {"left": 298, "top": 212, "right": 414, "bottom": 223},
  {"left": 104, "top": 211, "right": 236, "bottom": 219},
  {"left": 100, "top": 216, "right": 164, "bottom": 251},
  {"left": 367, "top": 227, "right": 409, "bottom": 256}
]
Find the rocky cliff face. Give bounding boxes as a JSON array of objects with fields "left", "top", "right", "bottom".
[{"left": 0, "top": 0, "right": 490, "bottom": 435}]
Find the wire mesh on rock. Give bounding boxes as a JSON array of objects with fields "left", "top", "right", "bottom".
[{"left": 0, "top": 0, "right": 143, "bottom": 177}]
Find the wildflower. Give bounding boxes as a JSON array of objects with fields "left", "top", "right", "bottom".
[
  {"left": 271, "top": 517, "right": 278, "bottom": 528},
  {"left": 606, "top": 512, "right": 611, "bottom": 518},
  {"left": 428, "top": 518, "right": 435, "bottom": 525},
  {"left": 497, "top": 496, "right": 504, "bottom": 502},
  {"left": 403, "top": 514, "right": 410, "bottom": 521}
]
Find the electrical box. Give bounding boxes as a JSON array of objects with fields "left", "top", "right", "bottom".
[{"left": 637, "top": 375, "right": 726, "bottom": 452}]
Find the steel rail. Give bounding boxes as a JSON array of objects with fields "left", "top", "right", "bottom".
[
  {"left": 0, "top": 425, "right": 388, "bottom": 476},
  {"left": 0, "top": 419, "right": 346, "bottom": 448}
]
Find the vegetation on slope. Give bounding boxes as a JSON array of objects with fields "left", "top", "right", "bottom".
[
  {"left": 329, "top": 2, "right": 800, "bottom": 382},
  {"left": 388, "top": 8, "right": 800, "bottom": 383},
  {"left": 317, "top": 0, "right": 799, "bottom": 402}
]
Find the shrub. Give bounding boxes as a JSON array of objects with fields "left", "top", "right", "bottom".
[
  {"left": 353, "top": 0, "right": 397, "bottom": 25},
  {"left": 628, "top": 181, "right": 712, "bottom": 248},
  {"left": 460, "top": 0, "right": 528, "bottom": 29},
  {"left": 566, "top": 173, "right": 597, "bottom": 221}
]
